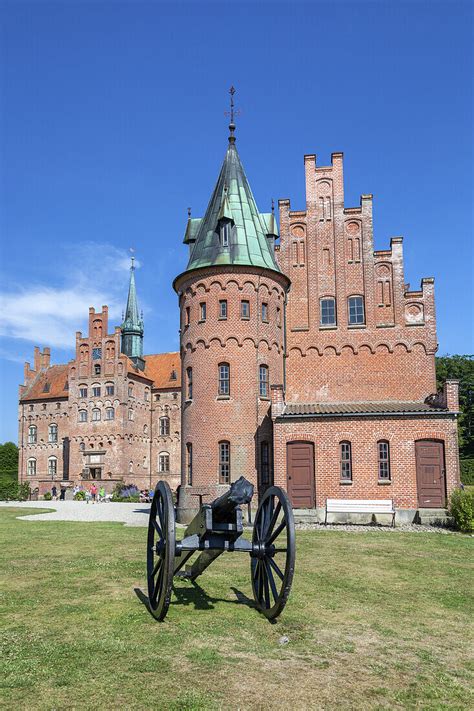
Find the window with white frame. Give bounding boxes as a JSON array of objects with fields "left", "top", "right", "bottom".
[
  {"left": 159, "top": 417, "right": 170, "bottom": 436},
  {"left": 28, "top": 425, "right": 37, "bottom": 444},
  {"left": 92, "top": 408, "right": 101, "bottom": 421},
  {"left": 105, "top": 408, "right": 114, "bottom": 421},
  {"left": 48, "top": 423, "right": 58, "bottom": 443},
  {"left": 340, "top": 441, "right": 352, "bottom": 481},
  {"left": 92, "top": 385, "right": 101, "bottom": 397},
  {"left": 27, "top": 458, "right": 36, "bottom": 476},
  {"left": 219, "top": 300, "right": 228, "bottom": 319},
  {"left": 348, "top": 296, "right": 365, "bottom": 325},
  {"left": 159, "top": 452, "right": 170, "bottom": 473},
  {"left": 218, "top": 363, "right": 230, "bottom": 396},
  {"left": 200, "top": 302, "right": 207, "bottom": 321},
  {"left": 259, "top": 365, "right": 269, "bottom": 398},
  {"left": 128, "top": 409, "right": 134, "bottom": 421},
  {"left": 320, "top": 297, "right": 336, "bottom": 326},
  {"left": 79, "top": 386, "right": 88, "bottom": 398},
  {"left": 261, "top": 302, "right": 268, "bottom": 322},
  {"left": 219, "top": 441, "right": 230, "bottom": 484},
  {"left": 378, "top": 441, "right": 391, "bottom": 481},
  {"left": 241, "top": 300, "right": 250, "bottom": 319},
  {"left": 48, "top": 456, "right": 57, "bottom": 478},
  {"left": 78, "top": 409, "right": 88, "bottom": 422},
  {"left": 105, "top": 383, "right": 114, "bottom": 396}
]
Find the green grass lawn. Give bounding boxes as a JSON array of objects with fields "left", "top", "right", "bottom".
[{"left": 1, "top": 508, "right": 473, "bottom": 710}]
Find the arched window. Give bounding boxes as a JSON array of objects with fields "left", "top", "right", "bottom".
[
  {"left": 186, "top": 367, "right": 193, "bottom": 400},
  {"left": 143, "top": 424, "right": 148, "bottom": 435},
  {"left": 219, "top": 441, "right": 230, "bottom": 484},
  {"left": 320, "top": 297, "right": 336, "bottom": 326},
  {"left": 218, "top": 363, "right": 230, "bottom": 396},
  {"left": 28, "top": 425, "right": 37, "bottom": 444},
  {"left": 340, "top": 441, "right": 352, "bottom": 481},
  {"left": 159, "top": 417, "right": 170, "bottom": 436},
  {"left": 79, "top": 442, "right": 85, "bottom": 451},
  {"left": 48, "top": 423, "right": 58, "bottom": 443},
  {"left": 220, "top": 219, "right": 231, "bottom": 248},
  {"left": 144, "top": 388, "right": 150, "bottom": 402},
  {"left": 92, "top": 383, "right": 101, "bottom": 397},
  {"left": 78, "top": 410, "right": 88, "bottom": 422},
  {"left": 128, "top": 384, "right": 134, "bottom": 397},
  {"left": 129, "top": 461, "right": 133, "bottom": 473},
  {"left": 378, "top": 441, "right": 391, "bottom": 481},
  {"left": 27, "top": 458, "right": 36, "bottom": 476},
  {"left": 159, "top": 452, "right": 170, "bottom": 473},
  {"left": 48, "top": 456, "right": 57, "bottom": 478},
  {"left": 105, "top": 382, "right": 114, "bottom": 396},
  {"left": 128, "top": 409, "right": 134, "bottom": 421},
  {"left": 348, "top": 296, "right": 365, "bottom": 325},
  {"left": 92, "top": 408, "right": 101, "bottom": 421},
  {"left": 94, "top": 364, "right": 101, "bottom": 376},
  {"left": 79, "top": 385, "right": 88, "bottom": 398},
  {"left": 105, "top": 408, "right": 114, "bottom": 421},
  {"left": 259, "top": 365, "right": 269, "bottom": 398}
]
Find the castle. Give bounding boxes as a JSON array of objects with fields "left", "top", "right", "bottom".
[{"left": 18, "top": 117, "right": 460, "bottom": 522}]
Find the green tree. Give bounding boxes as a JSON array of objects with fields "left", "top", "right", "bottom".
[
  {"left": 0, "top": 442, "right": 19, "bottom": 474},
  {"left": 436, "top": 355, "right": 474, "bottom": 458}
]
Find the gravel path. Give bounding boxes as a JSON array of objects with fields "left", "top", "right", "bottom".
[
  {"left": 0, "top": 500, "right": 459, "bottom": 533},
  {"left": 0, "top": 500, "right": 151, "bottom": 527}
]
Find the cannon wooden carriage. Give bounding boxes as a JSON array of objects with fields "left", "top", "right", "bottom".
[{"left": 147, "top": 476, "right": 296, "bottom": 621}]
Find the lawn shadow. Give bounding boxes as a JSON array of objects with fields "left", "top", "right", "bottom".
[{"left": 134, "top": 581, "right": 259, "bottom": 620}]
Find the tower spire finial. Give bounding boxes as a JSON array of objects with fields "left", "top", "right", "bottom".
[
  {"left": 225, "top": 85, "right": 239, "bottom": 144},
  {"left": 130, "top": 247, "right": 135, "bottom": 270}
]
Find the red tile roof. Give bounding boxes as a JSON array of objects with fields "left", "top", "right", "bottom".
[
  {"left": 21, "top": 365, "right": 69, "bottom": 402},
  {"left": 282, "top": 401, "right": 449, "bottom": 417},
  {"left": 130, "top": 352, "right": 181, "bottom": 389}
]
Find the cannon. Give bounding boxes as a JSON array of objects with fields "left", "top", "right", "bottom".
[{"left": 146, "top": 476, "right": 296, "bottom": 621}]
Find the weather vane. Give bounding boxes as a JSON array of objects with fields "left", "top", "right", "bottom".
[
  {"left": 129, "top": 247, "right": 135, "bottom": 268},
  {"left": 224, "top": 85, "right": 241, "bottom": 142}
]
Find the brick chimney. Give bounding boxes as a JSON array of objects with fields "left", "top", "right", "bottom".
[{"left": 444, "top": 380, "right": 460, "bottom": 412}]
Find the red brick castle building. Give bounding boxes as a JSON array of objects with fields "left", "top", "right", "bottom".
[{"left": 18, "top": 115, "right": 460, "bottom": 522}]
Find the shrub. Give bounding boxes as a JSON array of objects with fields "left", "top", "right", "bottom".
[
  {"left": 17, "top": 482, "right": 30, "bottom": 501},
  {"left": 111, "top": 482, "right": 140, "bottom": 502},
  {"left": 460, "top": 459, "right": 474, "bottom": 486},
  {"left": 0, "top": 474, "right": 30, "bottom": 501},
  {"left": 449, "top": 488, "right": 474, "bottom": 533},
  {"left": 43, "top": 492, "right": 52, "bottom": 501},
  {"left": 74, "top": 490, "right": 86, "bottom": 501}
]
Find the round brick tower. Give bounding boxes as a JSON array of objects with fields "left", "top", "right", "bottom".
[{"left": 173, "top": 114, "right": 290, "bottom": 523}]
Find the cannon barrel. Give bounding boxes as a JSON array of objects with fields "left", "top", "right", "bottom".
[{"left": 210, "top": 475, "right": 254, "bottom": 523}]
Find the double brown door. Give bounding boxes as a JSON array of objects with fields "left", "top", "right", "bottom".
[
  {"left": 287, "top": 441, "right": 315, "bottom": 508},
  {"left": 415, "top": 440, "right": 446, "bottom": 507}
]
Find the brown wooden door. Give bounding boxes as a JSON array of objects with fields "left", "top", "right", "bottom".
[
  {"left": 287, "top": 441, "right": 315, "bottom": 508},
  {"left": 415, "top": 440, "right": 446, "bottom": 507}
]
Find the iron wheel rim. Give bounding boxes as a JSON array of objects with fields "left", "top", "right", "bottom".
[{"left": 147, "top": 481, "right": 175, "bottom": 621}]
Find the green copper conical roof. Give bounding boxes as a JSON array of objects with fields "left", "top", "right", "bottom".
[
  {"left": 183, "top": 139, "right": 281, "bottom": 274},
  {"left": 121, "top": 258, "right": 144, "bottom": 360}
]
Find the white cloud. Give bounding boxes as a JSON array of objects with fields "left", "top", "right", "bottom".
[{"left": 0, "top": 243, "right": 140, "bottom": 352}]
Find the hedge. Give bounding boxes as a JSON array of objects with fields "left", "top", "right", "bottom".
[{"left": 460, "top": 459, "right": 474, "bottom": 486}]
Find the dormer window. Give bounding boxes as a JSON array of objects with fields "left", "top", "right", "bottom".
[{"left": 220, "top": 219, "right": 231, "bottom": 248}]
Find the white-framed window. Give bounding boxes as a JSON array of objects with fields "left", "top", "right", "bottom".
[
  {"left": 187, "top": 367, "right": 193, "bottom": 400},
  {"left": 219, "top": 441, "right": 230, "bottom": 484},
  {"left": 105, "top": 408, "right": 114, "bottom": 421},
  {"left": 48, "top": 456, "right": 57, "bottom": 478},
  {"left": 128, "top": 384, "right": 134, "bottom": 397},
  {"left": 340, "top": 441, "right": 352, "bottom": 481},
  {"left": 348, "top": 296, "right": 365, "bottom": 325},
  {"left": 200, "top": 302, "right": 207, "bottom": 321},
  {"left": 159, "top": 417, "right": 170, "bottom": 436},
  {"left": 92, "top": 408, "right": 101, "bottom": 421},
  {"left": 186, "top": 443, "right": 192, "bottom": 485},
  {"left": 27, "top": 458, "right": 36, "bottom": 476},
  {"left": 28, "top": 425, "right": 37, "bottom": 444},
  {"left": 105, "top": 384, "right": 114, "bottom": 396},
  {"left": 259, "top": 365, "right": 269, "bottom": 398},
  {"left": 92, "top": 385, "right": 101, "bottom": 397},
  {"left": 219, "top": 300, "right": 228, "bottom": 319},
  {"left": 128, "top": 409, "right": 134, "bottom": 421},
  {"left": 320, "top": 297, "right": 336, "bottom": 326},
  {"left": 261, "top": 302, "right": 268, "bottom": 322},
  {"left": 144, "top": 388, "right": 150, "bottom": 401},
  {"left": 220, "top": 220, "right": 231, "bottom": 248},
  {"left": 79, "top": 386, "right": 88, "bottom": 398},
  {"left": 48, "top": 423, "right": 58, "bottom": 443},
  {"left": 78, "top": 409, "right": 88, "bottom": 422},
  {"left": 378, "top": 441, "right": 391, "bottom": 481},
  {"left": 241, "top": 300, "right": 250, "bottom": 319},
  {"left": 218, "top": 363, "right": 230, "bottom": 396},
  {"left": 159, "top": 452, "right": 170, "bottom": 473}
]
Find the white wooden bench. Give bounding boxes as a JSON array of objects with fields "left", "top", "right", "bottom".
[{"left": 324, "top": 499, "right": 396, "bottom": 527}]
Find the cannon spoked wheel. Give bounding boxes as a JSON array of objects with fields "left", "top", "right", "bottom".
[
  {"left": 147, "top": 481, "right": 175, "bottom": 620},
  {"left": 251, "top": 486, "right": 296, "bottom": 620}
]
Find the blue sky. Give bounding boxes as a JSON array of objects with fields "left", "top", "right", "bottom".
[{"left": 0, "top": 0, "right": 472, "bottom": 443}]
